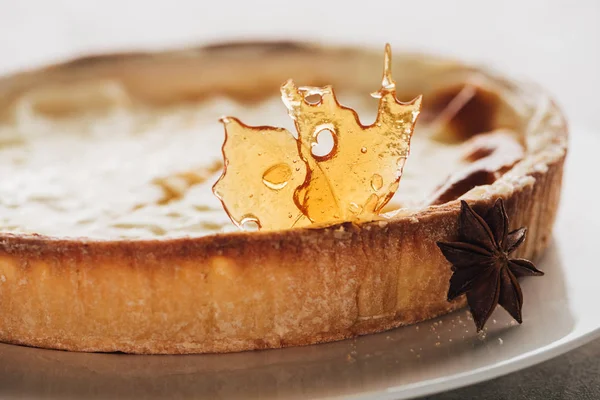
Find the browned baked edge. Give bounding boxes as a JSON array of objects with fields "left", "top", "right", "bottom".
[{"left": 0, "top": 42, "right": 567, "bottom": 354}]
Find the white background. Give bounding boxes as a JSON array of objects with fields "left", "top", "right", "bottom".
[{"left": 0, "top": 0, "right": 598, "bottom": 129}]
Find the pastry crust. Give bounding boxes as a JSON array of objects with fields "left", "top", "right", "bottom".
[{"left": 0, "top": 42, "right": 567, "bottom": 354}]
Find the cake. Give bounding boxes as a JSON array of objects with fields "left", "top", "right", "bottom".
[{"left": 0, "top": 42, "right": 567, "bottom": 354}]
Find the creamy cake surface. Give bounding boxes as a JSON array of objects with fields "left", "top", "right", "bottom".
[{"left": 0, "top": 90, "right": 464, "bottom": 238}]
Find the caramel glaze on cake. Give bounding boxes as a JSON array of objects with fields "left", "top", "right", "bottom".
[{"left": 0, "top": 42, "right": 567, "bottom": 354}]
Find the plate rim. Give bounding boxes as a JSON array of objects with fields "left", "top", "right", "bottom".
[
  {"left": 360, "top": 327, "right": 600, "bottom": 400},
  {"left": 348, "top": 125, "right": 600, "bottom": 399}
]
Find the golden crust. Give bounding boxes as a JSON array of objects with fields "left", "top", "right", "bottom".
[{"left": 0, "top": 42, "right": 567, "bottom": 354}]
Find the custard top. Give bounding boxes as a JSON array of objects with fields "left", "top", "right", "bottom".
[
  {"left": 0, "top": 43, "right": 562, "bottom": 240},
  {"left": 0, "top": 91, "right": 467, "bottom": 239}
]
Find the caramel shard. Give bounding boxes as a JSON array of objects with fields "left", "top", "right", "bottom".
[
  {"left": 212, "top": 117, "right": 309, "bottom": 230},
  {"left": 213, "top": 44, "right": 422, "bottom": 230},
  {"left": 283, "top": 44, "right": 421, "bottom": 223}
]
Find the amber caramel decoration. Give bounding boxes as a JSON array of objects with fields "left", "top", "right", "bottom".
[{"left": 213, "top": 44, "right": 422, "bottom": 230}]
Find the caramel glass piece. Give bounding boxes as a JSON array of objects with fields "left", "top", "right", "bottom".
[
  {"left": 212, "top": 117, "right": 309, "bottom": 230},
  {"left": 213, "top": 44, "right": 422, "bottom": 230},
  {"left": 282, "top": 44, "right": 421, "bottom": 223}
]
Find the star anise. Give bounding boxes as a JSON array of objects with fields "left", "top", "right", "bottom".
[{"left": 437, "top": 198, "right": 544, "bottom": 331}]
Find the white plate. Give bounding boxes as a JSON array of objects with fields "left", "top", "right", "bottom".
[{"left": 0, "top": 128, "right": 598, "bottom": 400}]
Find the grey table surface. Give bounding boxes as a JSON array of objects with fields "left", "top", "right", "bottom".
[{"left": 422, "top": 338, "right": 600, "bottom": 400}]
